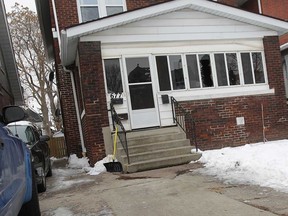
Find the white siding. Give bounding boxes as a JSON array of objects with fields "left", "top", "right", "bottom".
[{"left": 81, "top": 9, "right": 277, "bottom": 43}]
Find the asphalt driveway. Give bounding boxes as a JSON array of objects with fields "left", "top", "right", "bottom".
[{"left": 39, "top": 160, "right": 288, "bottom": 216}]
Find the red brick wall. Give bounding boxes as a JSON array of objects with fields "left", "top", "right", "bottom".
[
  {"left": 48, "top": 0, "right": 79, "bottom": 30},
  {"left": 260, "top": 0, "right": 288, "bottom": 20},
  {"left": 78, "top": 41, "right": 109, "bottom": 165},
  {"left": 56, "top": 65, "right": 82, "bottom": 157},
  {"left": 180, "top": 36, "right": 288, "bottom": 150}
]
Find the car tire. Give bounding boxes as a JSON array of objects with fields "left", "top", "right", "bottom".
[
  {"left": 37, "top": 166, "right": 47, "bottom": 193},
  {"left": 46, "top": 159, "right": 52, "bottom": 177},
  {"left": 18, "top": 163, "right": 41, "bottom": 216}
]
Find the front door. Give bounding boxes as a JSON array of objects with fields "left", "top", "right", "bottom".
[{"left": 125, "top": 57, "right": 159, "bottom": 129}]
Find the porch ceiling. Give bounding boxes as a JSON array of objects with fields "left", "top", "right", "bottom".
[{"left": 61, "top": 0, "right": 288, "bottom": 66}]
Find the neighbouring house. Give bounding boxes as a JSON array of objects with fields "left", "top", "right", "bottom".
[
  {"left": 35, "top": 0, "right": 288, "bottom": 170},
  {"left": 0, "top": 0, "right": 23, "bottom": 110}
]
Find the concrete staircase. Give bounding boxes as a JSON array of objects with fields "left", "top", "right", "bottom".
[{"left": 116, "top": 126, "right": 201, "bottom": 173}]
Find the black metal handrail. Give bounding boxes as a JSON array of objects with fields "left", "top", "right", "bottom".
[
  {"left": 171, "top": 96, "right": 198, "bottom": 151},
  {"left": 110, "top": 103, "right": 130, "bottom": 164}
]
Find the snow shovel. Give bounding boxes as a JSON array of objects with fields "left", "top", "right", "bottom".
[{"left": 104, "top": 127, "right": 123, "bottom": 172}]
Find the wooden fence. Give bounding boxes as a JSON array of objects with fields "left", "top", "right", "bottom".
[{"left": 48, "top": 137, "right": 67, "bottom": 158}]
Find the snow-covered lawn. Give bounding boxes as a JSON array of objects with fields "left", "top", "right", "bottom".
[{"left": 197, "top": 140, "right": 288, "bottom": 193}]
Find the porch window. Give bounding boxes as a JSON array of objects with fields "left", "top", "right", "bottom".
[
  {"left": 156, "top": 55, "right": 185, "bottom": 91},
  {"left": 215, "top": 53, "right": 240, "bottom": 86},
  {"left": 104, "top": 59, "right": 123, "bottom": 97},
  {"left": 79, "top": 0, "right": 125, "bottom": 22},
  {"left": 241, "top": 52, "right": 265, "bottom": 84},
  {"left": 199, "top": 54, "right": 213, "bottom": 87},
  {"left": 156, "top": 51, "right": 266, "bottom": 92}
]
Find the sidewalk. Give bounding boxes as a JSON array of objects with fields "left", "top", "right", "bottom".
[{"left": 39, "top": 162, "right": 288, "bottom": 216}]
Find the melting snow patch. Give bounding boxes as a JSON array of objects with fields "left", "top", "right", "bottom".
[{"left": 52, "top": 207, "right": 73, "bottom": 216}]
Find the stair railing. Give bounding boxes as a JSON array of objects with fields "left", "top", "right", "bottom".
[
  {"left": 110, "top": 103, "right": 130, "bottom": 164},
  {"left": 171, "top": 96, "right": 198, "bottom": 152}
]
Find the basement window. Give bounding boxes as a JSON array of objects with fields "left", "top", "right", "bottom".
[{"left": 78, "top": 0, "right": 126, "bottom": 22}]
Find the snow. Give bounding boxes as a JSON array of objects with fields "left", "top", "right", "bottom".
[
  {"left": 51, "top": 207, "right": 73, "bottom": 216},
  {"left": 67, "top": 154, "right": 90, "bottom": 169},
  {"left": 197, "top": 140, "right": 288, "bottom": 193},
  {"left": 66, "top": 154, "right": 114, "bottom": 175}
]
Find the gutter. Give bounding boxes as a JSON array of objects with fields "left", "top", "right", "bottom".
[
  {"left": 63, "top": 66, "right": 87, "bottom": 155},
  {"left": 280, "top": 42, "right": 288, "bottom": 51}
]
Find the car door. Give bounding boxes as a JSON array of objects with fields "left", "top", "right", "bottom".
[{"left": 0, "top": 126, "right": 26, "bottom": 215}]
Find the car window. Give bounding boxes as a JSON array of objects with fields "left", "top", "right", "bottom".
[
  {"left": 8, "top": 125, "right": 36, "bottom": 145},
  {"left": 25, "top": 127, "right": 36, "bottom": 144},
  {"left": 8, "top": 125, "right": 29, "bottom": 143}
]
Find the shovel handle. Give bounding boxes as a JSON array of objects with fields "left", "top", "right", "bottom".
[{"left": 113, "top": 127, "right": 118, "bottom": 160}]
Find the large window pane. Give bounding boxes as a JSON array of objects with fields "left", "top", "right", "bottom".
[
  {"left": 186, "top": 54, "right": 200, "bottom": 89},
  {"left": 156, "top": 56, "right": 171, "bottom": 91},
  {"left": 81, "top": 7, "right": 99, "bottom": 22},
  {"left": 226, "top": 53, "right": 240, "bottom": 85},
  {"left": 241, "top": 53, "right": 253, "bottom": 84},
  {"left": 80, "top": 0, "right": 98, "bottom": 4},
  {"left": 106, "top": 6, "right": 123, "bottom": 16},
  {"left": 199, "top": 54, "right": 213, "bottom": 87},
  {"left": 169, "top": 55, "right": 185, "bottom": 90},
  {"left": 104, "top": 59, "right": 123, "bottom": 95},
  {"left": 252, "top": 52, "right": 265, "bottom": 83},
  {"left": 215, "top": 54, "right": 228, "bottom": 86},
  {"left": 126, "top": 57, "right": 151, "bottom": 83},
  {"left": 105, "top": 0, "right": 123, "bottom": 4},
  {"left": 129, "top": 84, "right": 155, "bottom": 110}
]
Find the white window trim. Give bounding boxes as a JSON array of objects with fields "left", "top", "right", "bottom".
[{"left": 77, "top": 0, "right": 127, "bottom": 23}]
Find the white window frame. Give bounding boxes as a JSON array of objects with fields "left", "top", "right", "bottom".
[{"left": 77, "top": 0, "right": 127, "bottom": 23}]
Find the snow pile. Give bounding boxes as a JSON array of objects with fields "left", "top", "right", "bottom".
[
  {"left": 88, "top": 155, "right": 114, "bottom": 176},
  {"left": 67, "top": 154, "right": 90, "bottom": 169},
  {"left": 198, "top": 140, "right": 288, "bottom": 193},
  {"left": 67, "top": 154, "right": 114, "bottom": 175}
]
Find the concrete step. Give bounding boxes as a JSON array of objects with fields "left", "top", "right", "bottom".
[
  {"left": 115, "top": 126, "right": 201, "bottom": 173},
  {"left": 118, "top": 139, "right": 190, "bottom": 155},
  {"left": 126, "top": 126, "right": 181, "bottom": 139},
  {"left": 125, "top": 132, "right": 186, "bottom": 146},
  {"left": 121, "top": 146, "right": 193, "bottom": 164},
  {"left": 124, "top": 153, "right": 202, "bottom": 173}
]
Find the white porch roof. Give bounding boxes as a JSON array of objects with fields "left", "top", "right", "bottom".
[{"left": 61, "top": 0, "right": 288, "bottom": 66}]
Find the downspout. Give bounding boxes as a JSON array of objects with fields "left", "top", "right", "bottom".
[
  {"left": 257, "top": 0, "right": 262, "bottom": 14},
  {"left": 63, "top": 66, "right": 87, "bottom": 155},
  {"left": 51, "top": 0, "right": 61, "bottom": 47},
  {"left": 51, "top": 0, "right": 86, "bottom": 155}
]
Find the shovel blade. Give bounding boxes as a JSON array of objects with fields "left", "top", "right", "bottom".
[{"left": 104, "top": 162, "right": 123, "bottom": 172}]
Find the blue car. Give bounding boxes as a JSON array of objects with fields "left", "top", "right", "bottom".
[{"left": 0, "top": 106, "right": 40, "bottom": 216}]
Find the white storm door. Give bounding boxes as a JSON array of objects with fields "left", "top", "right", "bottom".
[{"left": 125, "top": 57, "right": 159, "bottom": 129}]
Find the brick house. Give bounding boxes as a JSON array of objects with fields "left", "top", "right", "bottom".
[
  {"left": 0, "top": 1, "right": 23, "bottom": 110},
  {"left": 36, "top": 0, "right": 288, "bottom": 169}
]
